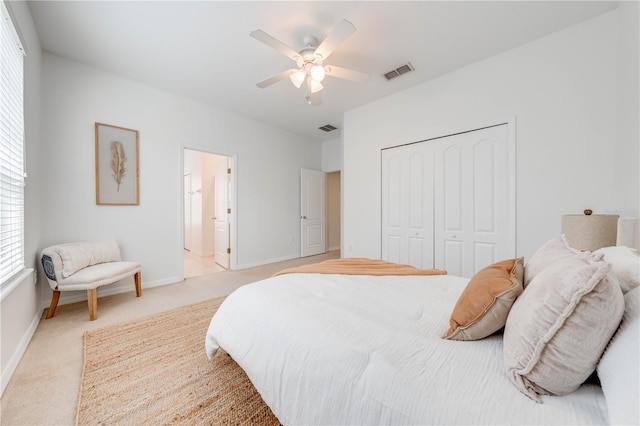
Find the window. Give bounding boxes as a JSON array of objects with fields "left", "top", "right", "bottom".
[{"left": 0, "top": 1, "right": 26, "bottom": 287}]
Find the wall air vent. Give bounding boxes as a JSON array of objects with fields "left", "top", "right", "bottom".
[
  {"left": 318, "top": 124, "right": 338, "bottom": 132},
  {"left": 384, "top": 62, "right": 415, "bottom": 80}
]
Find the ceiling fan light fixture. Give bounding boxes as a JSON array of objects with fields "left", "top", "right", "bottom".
[
  {"left": 251, "top": 19, "right": 368, "bottom": 106},
  {"left": 289, "top": 70, "right": 305, "bottom": 88},
  {"left": 310, "top": 65, "right": 326, "bottom": 82},
  {"left": 308, "top": 78, "right": 324, "bottom": 94}
]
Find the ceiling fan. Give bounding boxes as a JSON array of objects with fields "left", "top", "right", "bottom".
[{"left": 250, "top": 19, "right": 370, "bottom": 106}]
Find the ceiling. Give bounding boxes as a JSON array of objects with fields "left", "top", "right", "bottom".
[{"left": 27, "top": 1, "right": 618, "bottom": 142}]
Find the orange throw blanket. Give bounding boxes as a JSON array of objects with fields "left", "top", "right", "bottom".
[{"left": 273, "top": 258, "right": 447, "bottom": 277}]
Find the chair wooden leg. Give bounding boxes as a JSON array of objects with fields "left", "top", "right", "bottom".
[
  {"left": 134, "top": 271, "right": 142, "bottom": 297},
  {"left": 45, "top": 290, "right": 61, "bottom": 319},
  {"left": 87, "top": 288, "right": 98, "bottom": 321}
]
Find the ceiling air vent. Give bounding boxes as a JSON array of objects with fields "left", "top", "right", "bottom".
[
  {"left": 318, "top": 124, "right": 338, "bottom": 132},
  {"left": 384, "top": 62, "right": 415, "bottom": 80}
]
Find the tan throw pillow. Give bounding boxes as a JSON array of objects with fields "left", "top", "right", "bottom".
[
  {"left": 444, "top": 258, "right": 524, "bottom": 341},
  {"left": 503, "top": 253, "right": 624, "bottom": 402},
  {"left": 524, "top": 235, "right": 580, "bottom": 288}
]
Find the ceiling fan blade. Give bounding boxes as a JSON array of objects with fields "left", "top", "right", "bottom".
[
  {"left": 256, "top": 69, "right": 297, "bottom": 89},
  {"left": 314, "top": 19, "right": 356, "bottom": 61},
  {"left": 250, "top": 29, "right": 300, "bottom": 61},
  {"left": 324, "top": 65, "right": 370, "bottom": 82}
]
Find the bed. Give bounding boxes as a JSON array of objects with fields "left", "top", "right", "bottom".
[{"left": 206, "top": 236, "right": 639, "bottom": 425}]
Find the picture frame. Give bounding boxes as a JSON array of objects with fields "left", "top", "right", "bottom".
[{"left": 95, "top": 122, "right": 139, "bottom": 205}]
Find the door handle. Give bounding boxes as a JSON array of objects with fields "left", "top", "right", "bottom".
[{"left": 301, "top": 216, "right": 307, "bottom": 219}]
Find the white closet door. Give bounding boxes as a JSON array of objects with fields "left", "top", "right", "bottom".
[
  {"left": 381, "top": 144, "right": 434, "bottom": 268},
  {"left": 382, "top": 124, "right": 512, "bottom": 277},
  {"left": 434, "top": 125, "right": 510, "bottom": 277}
]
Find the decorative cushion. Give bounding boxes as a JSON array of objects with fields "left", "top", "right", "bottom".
[
  {"left": 444, "top": 258, "right": 524, "bottom": 341},
  {"left": 57, "top": 245, "right": 92, "bottom": 278},
  {"left": 41, "top": 255, "right": 56, "bottom": 281},
  {"left": 523, "top": 235, "right": 579, "bottom": 288},
  {"left": 597, "top": 287, "right": 639, "bottom": 425},
  {"left": 594, "top": 245, "right": 640, "bottom": 294},
  {"left": 503, "top": 252, "right": 624, "bottom": 402},
  {"left": 56, "top": 240, "right": 121, "bottom": 278}
]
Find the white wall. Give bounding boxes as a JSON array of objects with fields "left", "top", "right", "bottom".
[
  {"left": 1, "top": 1, "right": 41, "bottom": 396},
  {"left": 39, "top": 53, "right": 320, "bottom": 305},
  {"left": 343, "top": 9, "right": 634, "bottom": 261},
  {"left": 615, "top": 1, "right": 639, "bottom": 216},
  {"left": 321, "top": 137, "right": 342, "bottom": 172}
]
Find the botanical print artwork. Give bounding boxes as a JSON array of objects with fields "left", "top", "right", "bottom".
[
  {"left": 110, "top": 140, "right": 127, "bottom": 191},
  {"left": 95, "top": 122, "right": 139, "bottom": 205}
]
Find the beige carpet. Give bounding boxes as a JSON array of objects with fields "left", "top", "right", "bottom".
[{"left": 76, "top": 297, "right": 279, "bottom": 425}]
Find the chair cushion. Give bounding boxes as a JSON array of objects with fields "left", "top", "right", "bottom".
[{"left": 56, "top": 261, "right": 140, "bottom": 291}]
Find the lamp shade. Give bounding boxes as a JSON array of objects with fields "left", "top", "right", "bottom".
[
  {"left": 561, "top": 213, "right": 619, "bottom": 251},
  {"left": 289, "top": 70, "right": 305, "bottom": 89}
]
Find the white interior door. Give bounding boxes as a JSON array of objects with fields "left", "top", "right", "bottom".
[
  {"left": 381, "top": 145, "right": 435, "bottom": 268},
  {"left": 183, "top": 173, "right": 192, "bottom": 251},
  {"left": 301, "top": 168, "right": 326, "bottom": 257},
  {"left": 214, "top": 160, "right": 230, "bottom": 268}
]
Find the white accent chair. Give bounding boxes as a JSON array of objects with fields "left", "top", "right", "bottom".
[{"left": 40, "top": 240, "right": 141, "bottom": 321}]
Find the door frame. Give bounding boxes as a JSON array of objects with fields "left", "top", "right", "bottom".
[{"left": 180, "top": 145, "right": 238, "bottom": 278}]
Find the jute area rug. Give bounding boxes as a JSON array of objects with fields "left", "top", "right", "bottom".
[{"left": 76, "top": 297, "right": 280, "bottom": 425}]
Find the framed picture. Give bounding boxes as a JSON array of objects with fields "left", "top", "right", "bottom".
[{"left": 95, "top": 122, "right": 139, "bottom": 205}]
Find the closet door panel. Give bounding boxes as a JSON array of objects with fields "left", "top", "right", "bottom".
[
  {"left": 473, "top": 242, "right": 497, "bottom": 273},
  {"left": 444, "top": 240, "right": 464, "bottom": 277},
  {"left": 382, "top": 154, "right": 405, "bottom": 263},
  {"left": 473, "top": 140, "right": 497, "bottom": 233},
  {"left": 381, "top": 145, "right": 434, "bottom": 268},
  {"left": 435, "top": 125, "right": 509, "bottom": 277},
  {"left": 435, "top": 143, "right": 471, "bottom": 275},
  {"left": 442, "top": 146, "right": 463, "bottom": 232},
  {"left": 470, "top": 128, "right": 509, "bottom": 270},
  {"left": 386, "top": 235, "right": 402, "bottom": 264}
]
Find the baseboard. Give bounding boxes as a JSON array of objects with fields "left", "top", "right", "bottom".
[
  {"left": 1, "top": 309, "right": 40, "bottom": 397},
  {"left": 235, "top": 253, "right": 300, "bottom": 270}
]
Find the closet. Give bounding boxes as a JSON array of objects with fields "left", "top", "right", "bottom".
[{"left": 381, "top": 124, "right": 515, "bottom": 277}]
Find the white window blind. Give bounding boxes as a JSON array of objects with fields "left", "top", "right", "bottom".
[{"left": 0, "top": 1, "right": 26, "bottom": 286}]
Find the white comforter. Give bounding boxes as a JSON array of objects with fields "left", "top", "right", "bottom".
[{"left": 206, "top": 273, "right": 608, "bottom": 425}]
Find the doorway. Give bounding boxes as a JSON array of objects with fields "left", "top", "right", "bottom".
[
  {"left": 183, "top": 148, "right": 234, "bottom": 278},
  {"left": 299, "top": 169, "right": 341, "bottom": 258},
  {"left": 326, "top": 171, "right": 341, "bottom": 252}
]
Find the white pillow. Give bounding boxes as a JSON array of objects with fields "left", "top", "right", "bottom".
[
  {"left": 88, "top": 240, "right": 121, "bottom": 265},
  {"left": 597, "top": 287, "right": 639, "bottom": 425},
  {"left": 594, "top": 246, "right": 640, "bottom": 294},
  {"left": 524, "top": 235, "right": 580, "bottom": 287},
  {"left": 56, "top": 245, "right": 91, "bottom": 278},
  {"left": 56, "top": 240, "right": 121, "bottom": 278},
  {"left": 504, "top": 252, "right": 624, "bottom": 402}
]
